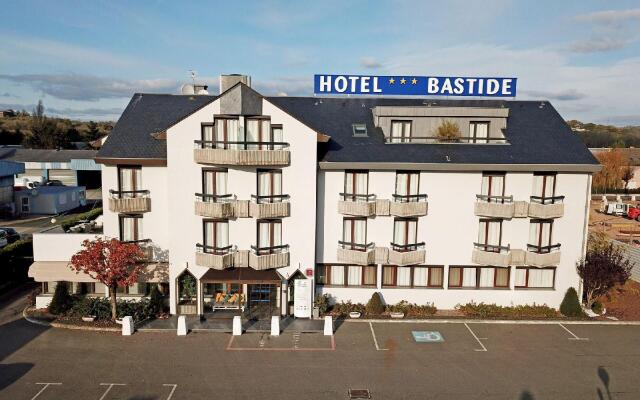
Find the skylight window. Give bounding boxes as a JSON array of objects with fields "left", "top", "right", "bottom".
[{"left": 352, "top": 124, "right": 368, "bottom": 137}]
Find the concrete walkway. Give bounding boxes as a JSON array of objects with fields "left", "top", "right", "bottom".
[{"left": 137, "top": 316, "right": 325, "bottom": 333}]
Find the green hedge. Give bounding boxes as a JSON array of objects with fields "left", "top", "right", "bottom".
[
  {"left": 456, "top": 302, "right": 559, "bottom": 319},
  {"left": 59, "top": 207, "right": 103, "bottom": 231},
  {"left": 67, "top": 296, "right": 157, "bottom": 322}
]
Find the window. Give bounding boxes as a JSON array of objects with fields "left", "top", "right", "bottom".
[
  {"left": 528, "top": 220, "right": 556, "bottom": 253},
  {"left": 477, "top": 219, "right": 503, "bottom": 252},
  {"left": 256, "top": 220, "right": 282, "bottom": 254},
  {"left": 119, "top": 215, "right": 142, "bottom": 242},
  {"left": 117, "top": 283, "right": 150, "bottom": 296},
  {"left": 392, "top": 218, "right": 419, "bottom": 251},
  {"left": 390, "top": 120, "right": 412, "bottom": 143},
  {"left": 201, "top": 168, "right": 229, "bottom": 203},
  {"left": 203, "top": 283, "right": 241, "bottom": 296},
  {"left": 117, "top": 166, "right": 142, "bottom": 198},
  {"left": 203, "top": 220, "right": 230, "bottom": 254},
  {"left": 211, "top": 117, "right": 241, "bottom": 150},
  {"left": 246, "top": 117, "right": 272, "bottom": 150},
  {"left": 532, "top": 173, "right": 560, "bottom": 204},
  {"left": 470, "top": 121, "right": 490, "bottom": 143},
  {"left": 316, "top": 264, "right": 376, "bottom": 287},
  {"left": 257, "top": 169, "right": 284, "bottom": 203},
  {"left": 382, "top": 265, "right": 444, "bottom": 288},
  {"left": 343, "top": 170, "right": 369, "bottom": 201},
  {"left": 341, "top": 217, "right": 368, "bottom": 250},
  {"left": 448, "top": 266, "right": 510, "bottom": 288},
  {"left": 271, "top": 124, "right": 284, "bottom": 149},
  {"left": 515, "top": 267, "right": 555, "bottom": 288},
  {"left": 394, "top": 171, "right": 423, "bottom": 202},
  {"left": 480, "top": 173, "right": 507, "bottom": 203},
  {"left": 21, "top": 197, "right": 29, "bottom": 212},
  {"left": 352, "top": 124, "right": 368, "bottom": 137},
  {"left": 59, "top": 194, "right": 67, "bottom": 205}
]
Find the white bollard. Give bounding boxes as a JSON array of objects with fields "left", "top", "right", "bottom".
[
  {"left": 232, "top": 315, "right": 242, "bottom": 336},
  {"left": 271, "top": 315, "right": 280, "bottom": 336},
  {"left": 177, "top": 315, "right": 187, "bottom": 336},
  {"left": 323, "top": 315, "right": 333, "bottom": 336},
  {"left": 121, "top": 316, "right": 134, "bottom": 336}
]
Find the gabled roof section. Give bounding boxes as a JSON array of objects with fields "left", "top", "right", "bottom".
[
  {"left": 266, "top": 97, "right": 600, "bottom": 168},
  {"left": 0, "top": 148, "right": 97, "bottom": 163},
  {"left": 97, "top": 93, "right": 216, "bottom": 160}
]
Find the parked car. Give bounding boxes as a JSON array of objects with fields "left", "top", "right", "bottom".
[
  {"left": 0, "top": 227, "right": 20, "bottom": 243},
  {"left": 605, "top": 203, "right": 631, "bottom": 216},
  {"left": 0, "top": 230, "right": 8, "bottom": 248},
  {"left": 628, "top": 207, "right": 640, "bottom": 221}
]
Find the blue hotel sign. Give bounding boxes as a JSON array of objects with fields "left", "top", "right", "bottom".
[{"left": 314, "top": 74, "right": 517, "bottom": 97}]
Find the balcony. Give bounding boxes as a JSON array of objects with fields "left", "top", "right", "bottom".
[
  {"left": 474, "top": 195, "right": 514, "bottom": 218},
  {"left": 193, "top": 140, "right": 290, "bottom": 166},
  {"left": 528, "top": 196, "right": 565, "bottom": 219},
  {"left": 194, "top": 194, "right": 236, "bottom": 218},
  {"left": 195, "top": 244, "right": 235, "bottom": 270},
  {"left": 471, "top": 243, "right": 511, "bottom": 267},
  {"left": 249, "top": 245, "right": 290, "bottom": 270},
  {"left": 337, "top": 241, "right": 375, "bottom": 266},
  {"left": 249, "top": 195, "right": 290, "bottom": 218},
  {"left": 108, "top": 190, "right": 151, "bottom": 213},
  {"left": 338, "top": 193, "right": 376, "bottom": 217},
  {"left": 526, "top": 244, "right": 561, "bottom": 266},
  {"left": 389, "top": 194, "right": 428, "bottom": 217},
  {"left": 388, "top": 242, "right": 426, "bottom": 266}
]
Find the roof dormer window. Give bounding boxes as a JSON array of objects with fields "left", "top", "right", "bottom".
[{"left": 352, "top": 124, "right": 368, "bottom": 137}]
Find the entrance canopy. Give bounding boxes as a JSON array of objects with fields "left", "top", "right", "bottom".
[{"left": 200, "top": 267, "right": 281, "bottom": 284}]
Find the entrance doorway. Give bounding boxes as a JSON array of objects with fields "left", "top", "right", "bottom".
[{"left": 247, "top": 284, "right": 278, "bottom": 320}]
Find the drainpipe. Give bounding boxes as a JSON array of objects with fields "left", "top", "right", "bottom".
[{"left": 578, "top": 174, "right": 593, "bottom": 301}]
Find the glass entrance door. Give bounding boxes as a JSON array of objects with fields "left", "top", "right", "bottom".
[{"left": 247, "top": 284, "right": 278, "bottom": 320}]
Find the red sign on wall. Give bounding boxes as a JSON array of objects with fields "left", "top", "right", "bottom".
[{"left": 305, "top": 268, "right": 313, "bottom": 277}]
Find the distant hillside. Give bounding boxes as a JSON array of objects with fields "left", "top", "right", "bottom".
[
  {"left": 568, "top": 120, "right": 640, "bottom": 148},
  {"left": 0, "top": 110, "right": 113, "bottom": 149}
]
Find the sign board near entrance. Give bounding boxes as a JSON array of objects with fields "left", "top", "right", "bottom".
[{"left": 294, "top": 279, "right": 311, "bottom": 318}]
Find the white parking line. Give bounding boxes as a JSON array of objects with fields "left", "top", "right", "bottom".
[
  {"left": 31, "top": 383, "right": 62, "bottom": 400},
  {"left": 98, "top": 383, "right": 126, "bottom": 400},
  {"left": 464, "top": 323, "right": 488, "bottom": 352},
  {"left": 163, "top": 384, "right": 178, "bottom": 400},
  {"left": 559, "top": 323, "right": 589, "bottom": 341},
  {"left": 369, "top": 322, "right": 388, "bottom": 351}
]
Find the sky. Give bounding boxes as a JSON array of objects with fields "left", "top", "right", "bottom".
[{"left": 1, "top": 0, "right": 640, "bottom": 125}]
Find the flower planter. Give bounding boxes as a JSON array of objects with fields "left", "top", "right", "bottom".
[
  {"left": 81, "top": 316, "right": 96, "bottom": 322},
  {"left": 349, "top": 312, "right": 362, "bottom": 319},
  {"left": 390, "top": 312, "right": 405, "bottom": 319}
]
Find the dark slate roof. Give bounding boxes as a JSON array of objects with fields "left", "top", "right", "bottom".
[
  {"left": 0, "top": 148, "right": 97, "bottom": 162},
  {"left": 97, "top": 93, "right": 216, "bottom": 159},
  {"left": 266, "top": 97, "right": 599, "bottom": 166}
]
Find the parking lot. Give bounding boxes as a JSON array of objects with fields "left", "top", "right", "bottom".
[{"left": 2, "top": 318, "right": 640, "bottom": 399}]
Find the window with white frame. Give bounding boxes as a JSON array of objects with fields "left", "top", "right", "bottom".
[
  {"left": 202, "top": 169, "right": 229, "bottom": 203},
  {"left": 341, "top": 218, "right": 368, "bottom": 250},
  {"left": 382, "top": 265, "right": 444, "bottom": 288},
  {"left": 392, "top": 218, "right": 419, "bottom": 251},
  {"left": 476, "top": 219, "right": 503, "bottom": 252},
  {"left": 343, "top": 170, "right": 369, "bottom": 201},
  {"left": 212, "top": 117, "right": 241, "bottom": 149},
  {"left": 256, "top": 220, "right": 283, "bottom": 254},
  {"left": 316, "top": 264, "right": 377, "bottom": 287},
  {"left": 532, "top": 173, "right": 560, "bottom": 204},
  {"left": 515, "top": 267, "right": 555, "bottom": 288},
  {"left": 257, "top": 169, "right": 284, "bottom": 203},
  {"left": 117, "top": 165, "right": 143, "bottom": 198},
  {"left": 203, "top": 220, "right": 230, "bottom": 254},
  {"left": 528, "top": 220, "right": 555, "bottom": 253},
  {"left": 119, "top": 215, "right": 142, "bottom": 242},
  {"left": 470, "top": 121, "right": 490, "bottom": 143},
  {"left": 448, "top": 266, "right": 509, "bottom": 288},
  {"left": 394, "top": 171, "right": 422, "bottom": 202},
  {"left": 246, "top": 117, "right": 272, "bottom": 150},
  {"left": 390, "top": 120, "right": 412, "bottom": 143}
]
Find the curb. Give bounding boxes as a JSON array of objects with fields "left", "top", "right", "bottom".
[
  {"left": 22, "top": 306, "right": 52, "bottom": 327},
  {"left": 23, "top": 306, "right": 120, "bottom": 332},
  {"left": 342, "top": 318, "right": 640, "bottom": 326}
]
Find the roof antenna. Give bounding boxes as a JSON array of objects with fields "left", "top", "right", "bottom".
[{"left": 189, "top": 70, "right": 197, "bottom": 85}]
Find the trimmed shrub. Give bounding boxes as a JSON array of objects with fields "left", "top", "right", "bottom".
[
  {"left": 60, "top": 207, "right": 103, "bottom": 231},
  {"left": 314, "top": 294, "right": 330, "bottom": 314},
  {"left": 365, "top": 292, "right": 385, "bottom": 315},
  {"left": 67, "top": 297, "right": 156, "bottom": 322},
  {"left": 591, "top": 300, "right": 604, "bottom": 315},
  {"left": 49, "top": 282, "right": 73, "bottom": 315},
  {"left": 456, "top": 302, "right": 558, "bottom": 319},
  {"left": 560, "top": 287, "right": 585, "bottom": 317},
  {"left": 332, "top": 301, "right": 366, "bottom": 316},
  {"left": 386, "top": 300, "right": 437, "bottom": 317}
]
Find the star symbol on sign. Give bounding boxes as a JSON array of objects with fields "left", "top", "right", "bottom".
[
  {"left": 411, "top": 78, "right": 418, "bottom": 85},
  {"left": 400, "top": 78, "right": 407, "bottom": 84},
  {"left": 389, "top": 78, "right": 395, "bottom": 84}
]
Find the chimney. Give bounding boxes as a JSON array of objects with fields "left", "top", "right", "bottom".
[{"left": 219, "top": 74, "right": 251, "bottom": 94}]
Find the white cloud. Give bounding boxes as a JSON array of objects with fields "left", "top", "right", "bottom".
[
  {"left": 360, "top": 57, "right": 383, "bottom": 69},
  {"left": 570, "top": 8, "right": 640, "bottom": 53},
  {"left": 520, "top": 89, "right": 587, "bottom": 101},
  {"left": 574, "top": 8, "right": 640, "bottom": 25},
  {"left": 570, "top": 37, "right": 628, "bottom": 53}
]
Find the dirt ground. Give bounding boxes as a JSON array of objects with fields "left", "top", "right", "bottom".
[
  {"left": 598, "top": 280, "right": 640, "bottom": 320},
  {"left": 589, "top": 200, "right": 640, "bottom": 244}
]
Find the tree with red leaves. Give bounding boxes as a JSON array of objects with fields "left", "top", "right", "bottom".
[
  {"left": 577, "top": 242, "right": 632, "bottom": 308},
  {"left": 70, "top": 238, "right": 145, "bottom": 321}
]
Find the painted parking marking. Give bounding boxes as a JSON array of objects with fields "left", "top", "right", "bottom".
[
  {"left": 226, "top": 334, "right": 335, "bottom": 351},
  {"left": 464, "top": 323, "right": 488, "bottom": 352},
  {"left": 559, "top": 323, "right": 589, "bottom": 341},
  {"left": 369, "top": 322, "right": 388, "bottom": 351},
  {"left": 163, "top": 384, "right": 178, "bottom": 400},
  {"left": 98, "top": 383, "right": 126, "bottom": 400},
  {"left": 31, "top": 383, "right": 62, "bottom": 400},
  {"left": 412, "top": 331, "right": 444, "bottom": 343}
]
